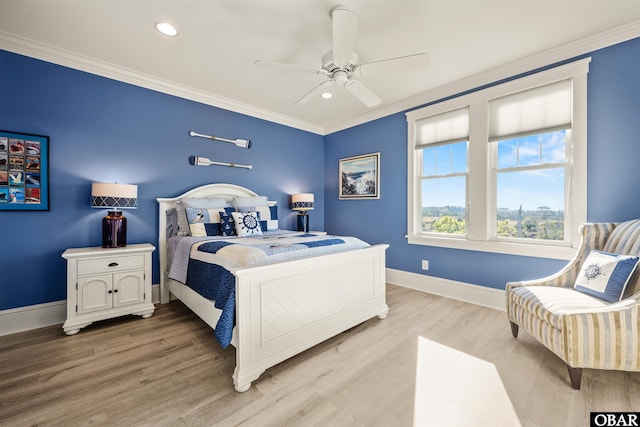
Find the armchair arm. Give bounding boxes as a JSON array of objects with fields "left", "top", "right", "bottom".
[
  {"left": 563, "top": 292, "right": 640, "bottom": 371},
  {"left": 507, "top": 222, "right": 617, "bottom": 291}
]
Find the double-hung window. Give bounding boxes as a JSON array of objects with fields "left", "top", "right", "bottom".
[
  {"left": 416, "top": 108, "right": 469, "bottom": 236},
  {"left": 407, "top": 59, "right": 589, "bottom": 259}
]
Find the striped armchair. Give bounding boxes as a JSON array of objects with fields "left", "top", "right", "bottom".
[{"left": 506, "top": 220, "right": 640, "bottom": 390}]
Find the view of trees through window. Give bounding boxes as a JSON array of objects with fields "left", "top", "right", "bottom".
[
  {"left": 420, "top": 141, "right": 467, "bottom": 235},
  {"left": 420, "top": 130, "right": 568, "bottom": 241}
]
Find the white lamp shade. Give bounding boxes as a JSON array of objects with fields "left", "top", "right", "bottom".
[
  {"left": 91, "top": 182, "right": 138, "bottom": 209},
  {"left": 291, "top": 193, "right": 314, "bottom": 211}
]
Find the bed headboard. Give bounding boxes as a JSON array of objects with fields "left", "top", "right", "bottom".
[{"left": 156, "top": 183, "right": 275, "bottom": 303}]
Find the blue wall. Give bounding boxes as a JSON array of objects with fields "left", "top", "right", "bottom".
[
  {"left": 0, "top": 50, "right": 324, "bottom": 310},
  {"left": 324, "top": 37, "right": 640, "bottom": 289},
  {"left": 2, "top": 36, "right": 638, "bottom": 311}
]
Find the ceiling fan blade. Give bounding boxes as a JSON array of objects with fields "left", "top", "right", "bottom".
[
  {"left": 295, "top": 81, "right": 334, "bottom": 105},
  {"left": 355, "top": 53, "right": 431, "bottom": 77},
  {"left": 345, "top": 80, "right": 382, "bottom": 107},
  {"left": 331, "top": 5, "right": 358, "bottom": 67},
  {"left": 254, "top": 60, "right": 323, "bottom": 75}
]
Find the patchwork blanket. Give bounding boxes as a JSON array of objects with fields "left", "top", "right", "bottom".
[{"left": 168, "top": 231, "right": 370, "bottom": 348}]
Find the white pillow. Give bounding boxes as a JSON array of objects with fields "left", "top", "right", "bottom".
[
  {"left": 233, "top": 196, "right": 268, "bottom": 209},
  {"left": 231, "top": 211, "right": 263, "bottom": 237},
  {"left": 574, "top": 250, "right": 639, "bottom": 302}
]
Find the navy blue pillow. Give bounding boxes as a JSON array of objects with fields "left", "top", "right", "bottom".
[{"left": 219, "top": 208, "right": 236, "bottom": 236}]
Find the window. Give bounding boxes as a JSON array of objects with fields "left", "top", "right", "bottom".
[
  {"left": 494, "top": 130, "right": 569, "bottom": 241},
  {"left": 407, "top": 59, "right": 589, "bottom": 259},
  {"left": 416, "top": 108, "right": 469, "bottom": 236}
]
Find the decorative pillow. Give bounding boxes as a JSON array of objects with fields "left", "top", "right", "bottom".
[
  {"left": 574, "top": 250, "right": 640, "bottom": 302},
  {"left": 233, "top": 196, "right": 268, "bottom": 209},
  {"left": 175, "top": 198, "right": 228, "bottom": 236},
  {"left": 219, "top": 208, "right": 237, "bottom": 236},
  {"left": 166, "top": 208, "right": 180, "bottom": 238},
  {"left": 231, "top": 211, "right": 263, "bottom": 237},
  {"left": 238, "top": 205, "right": 279, "bottom": 231},
  {"left": 185, "top": 207, "right": 223, "bottom": 236}
]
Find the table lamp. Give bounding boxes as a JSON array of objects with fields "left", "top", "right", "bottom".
[
  {"left": 291, "top": 193, "right": 314, "bottom": 232},
  {"left": 91, "top": 182, "right": 138, "bottom": 248}
]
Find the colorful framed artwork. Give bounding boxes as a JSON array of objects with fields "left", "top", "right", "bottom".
[
  {"left": 339, "top": 152, "right": 380, "bottom": 200},
  {"left": 0, "top": 130, "right": 49, "bottom": 211}
]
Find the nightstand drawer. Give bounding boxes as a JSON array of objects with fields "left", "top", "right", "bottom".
[{"left": 77, "top": 254, "right": 144, "bottom": 275}]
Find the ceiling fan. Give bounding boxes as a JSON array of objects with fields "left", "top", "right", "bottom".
[{"left": 254, "top": 5, "right": 430, "bottom": 107}]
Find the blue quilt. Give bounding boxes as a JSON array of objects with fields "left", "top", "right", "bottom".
[{"left": 177, "top": 232, "right": 370, "bottom": 348}]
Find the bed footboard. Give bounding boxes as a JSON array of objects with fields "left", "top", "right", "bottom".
[{"left": 232, "top": 243, "right": 389, "bottom": 392}]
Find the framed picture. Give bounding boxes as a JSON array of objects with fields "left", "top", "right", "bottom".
[
  {"left": 339, "top": 152, "right": 380, "bottom": 200},
  {"left": 0, "top": 130, "right": 49, "bottom": 211}
]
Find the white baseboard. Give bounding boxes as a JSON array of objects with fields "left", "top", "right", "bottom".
[
  {"left": 0, "top": 300, "right": 67, "bottom": 336},
  {"left": 1, "top": 275, "right": 502, "bottom": 337},
  {"left": 386, "top": 268, "right": 506, "bottom": 312},
  {"left": 0, "top": 284, "right": 162, "bottom": 337},
  {"left": 152, "top": 283, "right": 160, "bottom": 305}
]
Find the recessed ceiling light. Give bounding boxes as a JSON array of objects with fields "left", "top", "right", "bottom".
[
  {"left": 155, "top": 22, "right": 178, "bottom": 36},
  {"left": 321, "top": 92, "right": 333, "bottom": 99}
]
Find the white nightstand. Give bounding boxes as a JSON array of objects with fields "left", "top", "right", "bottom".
[{"left": 62, "top": 243, "right": 155, "bottom": 335}]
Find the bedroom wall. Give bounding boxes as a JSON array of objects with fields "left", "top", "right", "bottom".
[
  {"left": 324, "top": 36, "right": 640, "bottom": 290},
  {"left": 0, "top": 50, "right": 324, "bottom": 311}
]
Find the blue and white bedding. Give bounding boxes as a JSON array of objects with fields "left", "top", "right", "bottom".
[{"left": 168, "top": 231, "right": 370, "bottom": 348}]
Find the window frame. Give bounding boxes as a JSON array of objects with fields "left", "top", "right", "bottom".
[{"left": 406, "top": 58, "right": 590, "bottom": 260}]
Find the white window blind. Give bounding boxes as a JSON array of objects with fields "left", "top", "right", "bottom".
[
  {"left": 489, "top": 79, "right": 572, "bottom": 142},
  {"left": 415, "top": 107, "right": 469, "bottom": 149}
]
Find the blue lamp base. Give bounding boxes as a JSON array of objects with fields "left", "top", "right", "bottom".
[
  {"left": 102, "top": 211, "right": 127, "bottom": 248},
  {"left": 296, "top": 212, "right": 309, "bottom": 232}
]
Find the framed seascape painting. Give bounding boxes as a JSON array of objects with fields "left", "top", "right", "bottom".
[
  {"left": 0, "top": 130, "right": 49, "bottom": 211},
  {"left": 339, "top": 152, "right": 380, "bottom": 200}
]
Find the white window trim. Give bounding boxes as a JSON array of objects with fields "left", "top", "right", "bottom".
[{"left": 406, "top": 58, "right": 590, "bottom": 260}]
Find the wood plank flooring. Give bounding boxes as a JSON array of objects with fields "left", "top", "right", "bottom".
[{"left": 1, "top": 284, "right": 639, "bottom": 426}]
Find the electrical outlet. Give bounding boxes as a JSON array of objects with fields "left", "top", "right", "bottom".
[{"left": 421, "top": 260, "right": 429, "bottom": 270}]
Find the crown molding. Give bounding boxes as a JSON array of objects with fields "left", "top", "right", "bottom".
[
  {"left": 1, "top": 19, "right": 638, "bottom": 137},
  {"left": 0, "top": 31, "right": 325, "bottom": 136},
  {"left": 324, "top": 19, "right": 640, "bottom": 135}
]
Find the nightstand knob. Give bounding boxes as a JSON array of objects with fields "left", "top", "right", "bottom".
[{"left": 108, "top": 262, "right": 119, "bottom": 267}]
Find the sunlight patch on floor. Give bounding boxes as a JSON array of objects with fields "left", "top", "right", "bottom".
[{"left": 414, "top": 337, "right": 521, "bottom": 427}]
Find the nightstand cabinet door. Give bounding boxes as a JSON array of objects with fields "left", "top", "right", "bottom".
[
  {"left": 77, "top": 274, "right": 112, "bottom": 314},
  {"left": 113, "top": 271, "right": 145, "bottom": 307}
]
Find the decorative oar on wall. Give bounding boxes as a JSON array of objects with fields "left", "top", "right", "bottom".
[
  {"left": 189, "top": 130, "right": 252, "bottom": 169},
  {"left": 189, "top": 131, "right": 251, "bottom": 149},
  {"left": 189, "top": 156, "right": 252, "bottom": 170}
]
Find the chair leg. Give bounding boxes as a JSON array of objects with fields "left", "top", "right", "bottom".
[
  {"left": 509, "top": 321, "right": 519, "bottom": 338},
  {"left": 567, "top": 366, "right": 582, "bottom": 390}
]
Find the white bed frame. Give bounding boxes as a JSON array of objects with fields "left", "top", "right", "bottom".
[{"left": 157, "top": 183, "right": 389, "bottom": 392}]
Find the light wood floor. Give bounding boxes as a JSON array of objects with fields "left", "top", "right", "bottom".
[{"left": 1, "top": 284, "right": 639, "bottom": 427}]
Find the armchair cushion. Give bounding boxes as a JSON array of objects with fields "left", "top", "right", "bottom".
[
  {"left": 508, "top": 286, "right": 608, "bottom": 330},
  {"left": 573, "top": 251, "right": 639, "bottom": 302}
]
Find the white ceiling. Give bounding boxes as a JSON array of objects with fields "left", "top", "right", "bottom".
[{"left": 1, "top": 1, "right": 639, "bottom": 135}]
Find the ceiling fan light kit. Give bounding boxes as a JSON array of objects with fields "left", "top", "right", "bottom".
[{"left": 254, "top": 5, "right": 430, "bottom": 108}]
